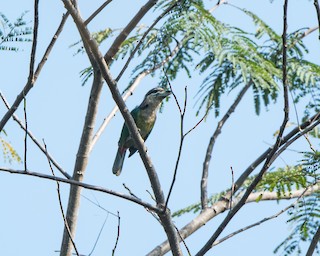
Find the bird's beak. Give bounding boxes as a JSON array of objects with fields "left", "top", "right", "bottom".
[{"left": 162, "top": 90, "right": 171, "bottom": 98}]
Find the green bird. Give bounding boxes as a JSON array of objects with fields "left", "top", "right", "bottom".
[{"left": 112, "top": 87, "right": 171, "bottom": 176}]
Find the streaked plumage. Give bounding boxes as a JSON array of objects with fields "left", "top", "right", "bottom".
[{"left": 112, "top": 87, "right": 171, "bottom": 176}]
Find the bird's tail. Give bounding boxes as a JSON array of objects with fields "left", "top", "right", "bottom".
[{"left": 112, "top": 147, "right": 126, "bottom": 176}]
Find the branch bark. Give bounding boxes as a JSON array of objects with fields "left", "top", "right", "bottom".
[
  {"left": 104, "top": 0, "right": 158, "bottom": 64},
  {"left": 60, "top": 0, "right": 182, "bottom": 255},
  {"left": 146, "top": 183, "right": 320, "bottom": 255},
  {"left": 306, "top": 223, "right": 320, "bottom": 256},
  {"left": 0, "top": 167, "right": 159, "bottom": 212},
  {"left": 59, "top": 70, "right": 104, "bottom": 256},
  {"left": 201, "top": 81, "right": 251, "bottom": 209}
]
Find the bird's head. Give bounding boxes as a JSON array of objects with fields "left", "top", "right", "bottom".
[
  {"left": 145, "top": 87, "right": 171, "bottom": 100},
  {"left": 139, "top": 87, "right": 171, "bottom": 110}
]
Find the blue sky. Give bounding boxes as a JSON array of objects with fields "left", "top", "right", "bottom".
[{"left": 1, "top": 0, "right": 319, "bottom": 255}]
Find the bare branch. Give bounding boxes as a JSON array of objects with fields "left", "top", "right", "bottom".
[
  {"left": 104, "top": 0, "right": 158, "bottom": 64},
  {"left": 23, "top": 0, "right": 39, "bottom": 171},
  {"left": 28, "top": 0, "right": 39, "bottom": 83},
  {"left": 209, "top": 0, "right": 228, "bottom": 13},
  {"left": 116, "top": 1, "right": 179, "bottom": 82},
  {"left": 213, "top": 184, "right": 313, "bottom": 247},
  {"left": 306, "top": 224, "right": 320, "bottom": 256},
  {"left": 0, "top": 12, "right": 69, "bottom": 132},
  {"left": 0, "top": 92, "right": 71, "bottom": 179},
  {"left": 314, "top": 0, "right": 320, "bottom": 39},
  {"left": 84, "top": 0, "right": 113, "bottom": 26},
  {"left": 0, "top": 166, "right": 160, "bottom": 212},
  {"left": 229, "top": 167, "right": 235, "bottom": 210},
  {"left": 112, "top": 211, "right": 121, "bottom": 256},
  {"left": 201, "top": 82, "right": 251, "bottom": 209},
  {"left": 87, "top": 214, "right": 109, "bottom": 256},
  {"left": 43, "top": 141, "right": 80, "bottom": 256},
  {"left": 60, "top": 1, "right": 182, "bottom": 254},
  {"left": 23, "top": 97, "right": 28, "bottom": 171},
  {"left": 175, "top": 225, "right": 191, "bottom": 256},
  {"left": 147, "top": 183, "right": 320, "bottom": 256}
]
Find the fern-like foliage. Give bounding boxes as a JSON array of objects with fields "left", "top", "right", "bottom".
[
  {"left": 274, "top": 151, "right": 320, "bottom": 256},
  {"left": 0, "top": 133, "right": 21, "bottom": 164},
  {"left": 73, "top": 1, "right": 320, "bottom": 119},
  {"left": 172, "top": 166, "right": 308, "bottom": 217},
  {"left": 0, "top": 12, "right": 32, "bottom": 51},
  {"left": 274, "top": 191, "right": 320, "bottom": 256}
]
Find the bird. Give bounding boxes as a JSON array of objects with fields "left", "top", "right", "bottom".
[{"left": 112, "top": 86, "right": 171, "bottom": 176}]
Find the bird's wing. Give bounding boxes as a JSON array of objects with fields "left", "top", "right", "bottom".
[{"left": 118, "top": 107, "right": 139, "bottom": 148}]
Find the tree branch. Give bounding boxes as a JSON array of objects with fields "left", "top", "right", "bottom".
[
  {"left": 43, "top": 141, "right": 80, "bottom": 256},
  {"left": 0, "top": 167, "right": 160, "bottom": 212},
  {"left": 314, "top": 0, "right": 320, "bottom": 39},
  {"left": 213, "top": 184, "right": 316, "bottom": 247},
  {"left": 104, "top": 0, "right": 158, "bottom": 64},
  {"left": 61, "top": 1, "right": 182, "bottom": 255},
  {"left": 306, "top": 224, "right": 320, "bottom": 256},
  {"left": 201, "top": 81, "right": 251, "bottom": 209},
  {"left": 84, "top": 0, "right": 113, "bottom": 26},
  {"left": 0, "top": 92, "right": 71, "bottom": 179},
  {"left": 115, "top": 1, "right": 179, "bottom": 82},
  {"left": 0, "top": 12, "right": 69, "bottom": 132},
  {"left": 146, "top": 183, "right": 320, "bottom": 256}
]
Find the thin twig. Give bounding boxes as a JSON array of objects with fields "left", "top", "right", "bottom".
[
  {"left": 229, "top": 167, "right": 235, "bottom": 210},
  {"left": 212, "top": 184, "right": 312, "bottom": 247},
  {"left": 112, "top": 211, "right": 121, "bottom": 256},
  {"left": 123, "top": 183, "right": 139, "bottom": 199},
  {"left": 201, "top": 82, "right": 251, "bottom": 209},
  {"left": 209, "top": 0, "right": 228, "bottom": 13},
  {"left": 0, "top": 166, "right": 160, "bottom": 212},
  {"left": 0, "top": 12, "right": 69, "bottom": 132},
  {"left": 306, "top": 224, "right": 320, "bottom": 256},
  {"left": 166, "top": 70, "right": 182, "bottom": 114},
  {"left": 84, "top": 0, "right": 113, "bottom": 26},
  {"left": 314, "top": 0, "right": 320, "bottom": 39},
  {"left": 184, "top": 104, "right": 212, "bottom": 137},
  {"left": 164, "top": 79, "right": 211, "bottom": 210},
  {"left": 23, "top": 0, "right": 39, "bottom": 171},
  {"left": 116, "top": 1, "right": 180, "bottom": 82},
  {"left": 81, "top": 193, "right": 118, "bottom": 216},
  {"left": 164, "top": 78, "right": 185, "bottom": 210},
  {"left": 23, "top": 97, "right": 28, "bottom": 171},
  {"left": 43, "top": 140, "right": 80, "bottom": 256},
  {"left": 146, "top": 182, "right": 320, "bottom": 256},
  {"left": 104, "top": 0, "right": 159, "bottom": 64},
  {"left": 28, "top": 0, "right": 39, "bottom": 82},
  {"left": 0, "top": 91, "right": 71, "bottom": 178},
  {"left": 88, "top": 214, "right": 109, "bottom": 256},
  {"left": 175, "top": 225, "right": 191, "bottom": 256}
]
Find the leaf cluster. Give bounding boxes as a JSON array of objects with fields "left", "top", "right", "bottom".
[
  {"left": 74, "top": 1, "right": 320, "bottom": 120},
  {"left": 0, "top": 12, "right": 32, "bottom": 51},
  {"left": 274, "top": 151, "right": 320, "bottom": 256},
  {"left": 0, "top": 135, "right": 21, "bottom": 164}
]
